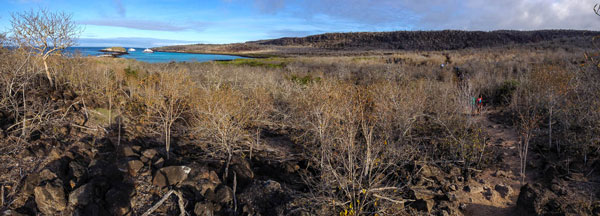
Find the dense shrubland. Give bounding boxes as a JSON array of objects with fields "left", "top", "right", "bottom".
[
  {"left": 156, "top": 30, "right": 598, "bottom": 56},
  {"left": 3, "top": 40, "right": 600, "bottom": 214}
]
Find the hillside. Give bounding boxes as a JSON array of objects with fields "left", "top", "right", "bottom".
[{"left": 154, "top": 30, "right": 600, "bottom": 56}]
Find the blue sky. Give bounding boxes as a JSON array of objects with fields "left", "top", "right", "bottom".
[{"left": 1, "top": 0, "right": 599, "bottom": 47}]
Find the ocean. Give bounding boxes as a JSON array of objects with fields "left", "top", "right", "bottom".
[{"left": 65, "top": 47, "right": 247, "bottom": 63}]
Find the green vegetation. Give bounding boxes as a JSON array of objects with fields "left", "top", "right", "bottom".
[
  {"left": 287, "top": 74, "right": 321, "bottom": 85},
  {"left": 124, "top": 66, "right": 138, "bottom": 79},
  {"left": 217, "top": 58, "right": 286, "bottom": 68}
]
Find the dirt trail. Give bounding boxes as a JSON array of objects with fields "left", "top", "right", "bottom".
[{"left": 460, "top": 110, "right": 540, "bottom": 216}]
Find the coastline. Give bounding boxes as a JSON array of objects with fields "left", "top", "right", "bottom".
[
  {"left": 67, "top": 47, "right": 251, "bottom": 63},
  {"left": 150, "top": 49, "right": 273, "bottom": 58}
]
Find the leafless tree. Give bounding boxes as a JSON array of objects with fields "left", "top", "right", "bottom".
[
  {"left": 529, "top": 66, "right": 573, "bottom": 153},
  {"left": 0, "top": 32, "right": 6, "bottom": 48},
  {"left": 293, "top": 83, "right": 413, "bottom": 215},
  {"left": 10, "top": 9, "right": 82, "bottom": 87},
  {"left": 512, "top": 85, "right": 542, "bottom": 185},
  {"left": 142, "top": 69, "right": 193, "bottom": 158},
  {"left": 193, "top": 86, "right": 256, "bottom": 181}
]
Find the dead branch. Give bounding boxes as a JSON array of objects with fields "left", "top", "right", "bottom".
[{"left": 142, "top": 190, "right": 175, "bottom": 216}]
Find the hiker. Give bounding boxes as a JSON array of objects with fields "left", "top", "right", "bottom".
[
  {"left": 471, "top": 96, "right": 476, "bottom": 114},
  {"left": 476, "top": 96, "right": 483, "bottom": 114}
]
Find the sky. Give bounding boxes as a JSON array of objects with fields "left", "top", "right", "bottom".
[{"left": 1, "top": 0, "right": 600, "bottom": 47}]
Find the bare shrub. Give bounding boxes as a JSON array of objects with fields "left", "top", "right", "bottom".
[
  {"left": 192, "top": 85, "right": 262, "bottom": 180},
  {"left": 10, "top": 8, "right": 82, "bottom": 87},
  {"left": 290, "top": 82, "right": 416, "bottom": 215},
  {"left": 138, "top": 68, "right": 194, "bottom": 157}
]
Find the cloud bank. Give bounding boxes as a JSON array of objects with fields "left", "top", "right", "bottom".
[
  {"left": 78, "top": 19, "right": 209, "bottom": 32},
  {"left": 247, "top": 0, "right": 600, "bottom": 30},
  {"left": 78, "top": 37, "right": 203, "bottom": 47}
]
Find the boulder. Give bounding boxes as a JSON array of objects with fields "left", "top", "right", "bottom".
[
  {"left": 120, "top": 146, "right": 138, "bottom": 157},
  {"left": 438, "top": 201, "right": 460, "bottom": 215},
  {"left": 105, "top": 187, "right": 132, "bottom": 216},
  {"left": 48, "top": 148, "right": 62, "bottom": 161},
  {"left": 517, "top": 183, "right": 559, "bottom": 215},
  {"left": 152, "top": 166, "right": 192, "bottom": 188},
  {"left": 69, "top": 183, "right": 94, "bottom": 207},
  {"left": 181, "top": 164, "right": 221, "bottom": 197},
  {"left": 419, "top": 164, "right": 442, "bottom": 179},
  {"left": 34, "top": 180, "right": 67, "bottom": 215},
  {"left": 228, "top": 158, "right": 254, "bottom": 186},
  {"left": 69, "top": 161, "right": 87, "bottom": 179},
  {"left": 495, "top": 184, "right": 512, "bottom": 198},
  {"left": 154, "top": 158, "right": 165, "bottom": 169},
  {"left": 131, "top": 145, "right": 142, "bottom": 152},
  {"left": 39, "top": 169, "right": 58, "bottom": 182},
  {"left": 88, "top": 159, "right": 110, "bottom": 177},
  {"left": 142, "top": 149, "right": 158, "bottom": 159},
  {"left": 194, "top": 202, "right": 216, "bottom": 216},
  {"left": 127, "top": 160, "right": 144, "bottom": 176},
  {"left": 408, "top": 187, "right": 439, "bottom": 200},
  {"left": 411, "top": 199, "right": 434, "bottom": 213},
  {"left": 208, "top": 186, "right": 233, "bottom": 205},
  {"left": 238, "top": 180, "right": 289, "bottom": 215},
  {"left": 22, "top": 173, "right": 41, "bottom": 197},
  {"left": 482, "top": 186, "right": 493, "bottom": 200}
]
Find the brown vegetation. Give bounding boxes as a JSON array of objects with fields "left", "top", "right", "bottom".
[
  {"left": 155, "top": 30, "right": 599, "bottom": 57},
  {"left": 1, "top": 42, "right": 599, "bottom": 215}
]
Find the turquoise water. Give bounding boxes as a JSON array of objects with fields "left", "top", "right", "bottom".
[{"left": 66, "top": 47, "right": 247, "bottom": 63}]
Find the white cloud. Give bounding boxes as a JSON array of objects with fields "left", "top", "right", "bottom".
[
  {"left": 245, "top": 0, "right": 600, "bottom": 30},
  {"left": 79, "top": 19, "right": 210, "bottom": 32}
]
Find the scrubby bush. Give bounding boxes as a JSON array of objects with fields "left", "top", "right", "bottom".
[{"left": 2, "top": 38, "right": 598, "bottom": 213}]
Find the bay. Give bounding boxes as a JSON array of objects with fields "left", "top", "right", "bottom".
[{"left": 65, "top": 47, "right": 247, "bottom": 63}]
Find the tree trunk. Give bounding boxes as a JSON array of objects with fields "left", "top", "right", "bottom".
[
  {"left": 43, "top": 58, "right": 53, "bottom": 87},
  {"left": 549, "top": 106, "right": 552, "bottom": 150},
  {"left": 165, "top": 122, "right": 170, "bottom": 159},
  {"left": 22, "top": 86, "right": 26, "bottom": 138},
  {"left": 108, "top": 94, "right": 112, "bottom": 125},
  {"left": 224, "top": 150, "right": 232, "bottom": 181}
]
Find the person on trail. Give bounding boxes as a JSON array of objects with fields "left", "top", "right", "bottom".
[
  {"left": 471, "top": 96, "right": 477, "bottom": 114},
  {"left": 476, "top": 96, "right": 483, "bottom": 114}
]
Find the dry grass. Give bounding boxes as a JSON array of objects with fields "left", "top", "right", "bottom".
[{"left": 1, "top": 45, "right": 599, "bottom": 213}]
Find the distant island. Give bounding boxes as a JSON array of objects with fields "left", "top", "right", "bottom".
[
  {"left": 99, "top": 47, "right": 128, "bottom": 57},
  {"left": 154, "top": 30, "right": 600, "bottom": 57}
]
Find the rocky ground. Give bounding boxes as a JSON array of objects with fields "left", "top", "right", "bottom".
[{"left": 1, "top": 89, "right": 599, "bottom": 215}]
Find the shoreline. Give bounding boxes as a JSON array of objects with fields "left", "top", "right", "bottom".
[
  {"left": 151, "top": 49, "right": 275, "bottom": 58},
  {"left": 70, "top": 47, "right": 257, "bottom": 63}
]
